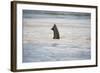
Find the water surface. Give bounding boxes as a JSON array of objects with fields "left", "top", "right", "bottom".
[{"left": 22, "top": 10, "right": 91, "bottom": 63}]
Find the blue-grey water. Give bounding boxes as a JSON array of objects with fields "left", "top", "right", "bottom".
[{"left": 22, "top": 10, "right": 91, "bottom": 63}]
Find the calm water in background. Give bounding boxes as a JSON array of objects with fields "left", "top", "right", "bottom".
[{"left": 22, "top": 10, "right": 91, "bottom": 63}]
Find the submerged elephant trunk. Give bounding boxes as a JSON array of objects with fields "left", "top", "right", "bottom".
[{"left": 51, "top": 24, "right": 60, "bottom": 39}]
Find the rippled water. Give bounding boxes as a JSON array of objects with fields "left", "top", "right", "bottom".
[{"left": 22, "top": 10, "right": 91, "bottom": 63}]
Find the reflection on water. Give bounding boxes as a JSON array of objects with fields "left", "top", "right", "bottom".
[
  {"left": 22, "top": 10, "right": 91, "bottom": 63},
  {"left": 52, "top": 43, "right": 59, "bottom": 47}
]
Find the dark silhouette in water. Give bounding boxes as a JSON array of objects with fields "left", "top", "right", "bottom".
[{"left": 51, "top": 24, "right": 60, "bottom": 39}]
